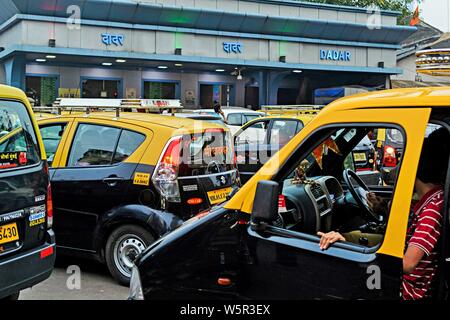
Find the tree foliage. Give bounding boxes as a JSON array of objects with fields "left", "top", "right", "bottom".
[{"left": 299, "top": 0, "right": 419, "bottom": 24}]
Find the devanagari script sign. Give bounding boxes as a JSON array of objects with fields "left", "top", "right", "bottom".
[
  {"left": 223, "top": 42, "right": 243, "bottom": 54},
  {"left": 102, "top": 33, "right": 125, "bottom": 46}
]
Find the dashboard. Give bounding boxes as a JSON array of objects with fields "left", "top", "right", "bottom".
[{"left": 281, "top": 176, "right": 345, "bottom": 233}]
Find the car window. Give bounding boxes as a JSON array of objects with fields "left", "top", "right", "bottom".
[
  {"left": 39, "top": 123, "right": 67, "bottom": 166},
  {"left": 113, "top": 130, "right": 146, "bottom": 164},
  {"left": 277, "top": 125, "right": 407, "bottom": 252},
  {"left": 227, "top": 114, "right": 243, "bottom": 126},
  {"left": 0, "top": 101, "right": 40, "bottom": 170},
  {"left": 68, "top": 124, "right": 121, "bottom": 167},
  {"left": 244, "top": 114, "right": 261, "bottom": 124},
  {"left": 269, "top": 120, "right": 300, "bottom": 146},
  {"left": 236, "top": 120, "right": 269, "bottom": 145}
]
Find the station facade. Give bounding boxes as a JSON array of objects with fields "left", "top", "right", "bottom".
[{"left": 0, "top": 0, "right": 416, "bottom": 108}]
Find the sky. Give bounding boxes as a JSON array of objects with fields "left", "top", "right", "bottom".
[{"left": 420, "top": 0, "right": 450, "bottom": 32}]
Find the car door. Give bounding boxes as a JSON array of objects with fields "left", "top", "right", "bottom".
[
  {"left": 229, "top": 107, "right": 432, "bottom": 300},
  {"left": 49, "top": 119, "right": 148, "bottom": 251}
]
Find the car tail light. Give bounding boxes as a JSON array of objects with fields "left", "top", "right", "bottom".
[
  {"left": 383, "top": 146, "right": 397, "bottom": 167},
  {"left": 152, "top": 136, "right": 182, "bottom": 203},
  {"left": 187, "top": 198, "right": 203, "bottom": 205},
  {"left": 47, "top": 183, "right": 53, "bottom": 229}
]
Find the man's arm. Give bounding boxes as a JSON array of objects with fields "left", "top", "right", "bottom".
[{"left": 403, "top": 245, "right": 425, "bottom": 274}]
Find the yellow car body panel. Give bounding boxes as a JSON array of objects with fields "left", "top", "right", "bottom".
[
  {"left": 0, "top": 85, "right": 46, "bottom": 161},
  {"left": 36, "top": 112, "right": 229, "bottom": 167},
  {"left": 224, "top": 87, "right": 448, "bottom": 259}
]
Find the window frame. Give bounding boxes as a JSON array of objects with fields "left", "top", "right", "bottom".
[
  {"left": 267, "top": 119, "right": 304, "bottom": 146},
  {"left": 39, "top": 122, "right": 68, "bottom": 166},
  {"left": 268, "top": 122, "right": 408, "bottom": 255},
  {"left": 65, "top": 123, "right": 145, "bottom": 168},
  {"left": 236, "top": 119, "right": 271, "bottom": 146}
]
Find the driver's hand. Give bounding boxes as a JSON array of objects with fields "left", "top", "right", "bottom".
[{"left": 317, "top": 231, "right": 346, "bottom": 250}]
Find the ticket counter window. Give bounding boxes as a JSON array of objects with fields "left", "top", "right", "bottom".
[
  {"left": 25, "top": 76, "right": 57, "bottom": 107},
  {"left": 81, "top": 79, "right": 120, "bottom": 98},
  {"left": 143, "top": 82, "right": 176, "bottom": 99}
]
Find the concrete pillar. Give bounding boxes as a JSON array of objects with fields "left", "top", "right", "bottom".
[
  {"left": 268, "top": 71, "right": 290, "bottom": 105},
  {"left": 4, "top": 54, "right": 26, "bottom": 90}
]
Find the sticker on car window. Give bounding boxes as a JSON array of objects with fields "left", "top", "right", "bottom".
[
  {"left": 0, "top": 152, "right": 27, "bottom": 169},
  {"left": 134, "top": 172, "right": 150, "bottom": 186}
]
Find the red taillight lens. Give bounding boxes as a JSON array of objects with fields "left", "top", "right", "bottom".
[
  {"left": 383, "top": 146, "right": 397, "bottom": 167},
  {"left": 40, "top": 246, "right": 54, "bottom": 259},
  {"left": 187, "top": 198, "right": 203, "bottom": 205},
  {"left": 162, "top": 137, "right": 182, "bottom": 167},
  {"left": 47, "top": 183, "right": 53, "bottom": 229}
]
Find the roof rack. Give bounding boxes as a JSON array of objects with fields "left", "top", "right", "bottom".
[
  {"left": 261, "top": 104, "right": 325, "bottom": 115},
  {"left": 261, "top": 105, "right": 324, "bottom": 110},
  {"left": 33, "top": 98, "right": 184, "bottom": 118}
]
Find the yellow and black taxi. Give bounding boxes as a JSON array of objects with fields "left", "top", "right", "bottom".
[
  {"left": 35, "top": 109, "right": 238, "bottom": 285},
  {"left": 234, "top": 114, "right": 312, "bottom": 184},
  {"left": 130, "top": 87, "right": 450, "bottom": 300},
  {"left": 0, "top": 85, "right": 55, "bottom": 300}
]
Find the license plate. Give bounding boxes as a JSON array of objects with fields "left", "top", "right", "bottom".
[
  {"left": 0, "top": 222, "right": 19, "bottom": 245},
  {"left": 207, "top": 187, "right": 233, "bottom": 205},
  {"left": 353, "top": 152, "right": 367, "bottom": 162}
]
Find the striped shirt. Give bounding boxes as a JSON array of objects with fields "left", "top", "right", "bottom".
[{"left": 402, "top": 187, "right": 444, "bottom": 300}]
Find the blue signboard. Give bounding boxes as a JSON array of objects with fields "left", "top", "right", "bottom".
[
  {"left": 320, "top": 49, "right": 351, "bottom": 61},
  {"left": 102, "top": 33, "right": 125, "bottom": 46},
  {"left": 223, "top": 42, "right": 243, "bottom": 54}
]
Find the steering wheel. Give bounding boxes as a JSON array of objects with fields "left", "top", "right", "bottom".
[{"left": 342, "top": 169, "right": 383, "bottom": 223}]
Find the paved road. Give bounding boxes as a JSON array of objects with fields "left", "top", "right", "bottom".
[{"left": 20, "top": 256, "right": 129, "bottom": 300}]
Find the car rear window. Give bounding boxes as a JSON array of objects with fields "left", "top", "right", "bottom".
[
  {"left": 0, "top": 101, "right": 41, "bottom": 170},
  {"left": 179, "top": 129, "right": 234, "bottom": 176}
]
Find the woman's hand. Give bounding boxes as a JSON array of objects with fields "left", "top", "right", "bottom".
[{"left": 317, "top": 231, "right": 346, "bottom": 250}]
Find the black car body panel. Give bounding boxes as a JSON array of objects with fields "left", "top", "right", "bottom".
[
  {"left": 0, "top": 231, "right": 55, "bottom": 298},
  {"left": 134, "top": 207, "right": 402, "bottom": 300},
  {"left": 0, "top": 95, "right": 55, "bottom": 298}
]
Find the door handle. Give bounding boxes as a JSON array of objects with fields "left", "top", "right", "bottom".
[{"left": 102, "top": 176, "right": 124, "bottom": 187}]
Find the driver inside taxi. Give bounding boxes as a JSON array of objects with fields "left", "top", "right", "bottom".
[{"left": 317, "top": 127, "right": 449, "bottom": 300}]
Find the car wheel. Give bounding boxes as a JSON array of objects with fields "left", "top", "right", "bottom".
[{"left": 105, "top": 225, "right": 155, "bottom": 286}]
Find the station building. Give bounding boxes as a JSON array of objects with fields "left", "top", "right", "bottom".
[{"left": 0, "top": 0, "right": 416, "bottom": 108}]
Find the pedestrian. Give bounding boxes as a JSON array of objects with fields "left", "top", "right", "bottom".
[{"left": 213, "top": 101, "right": 227, "bottom": 124}]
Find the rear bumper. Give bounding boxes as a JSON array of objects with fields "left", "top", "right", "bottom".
[
  {"left": 172, "top": 170, "right": 239, "bottom": 219},
  {"left": 0, "top": 230, "right": 55, "bottom": 299}
]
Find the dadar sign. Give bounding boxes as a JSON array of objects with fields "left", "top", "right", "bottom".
[{"left": 320, "top": 49, "right": 351, "bottom": 62}]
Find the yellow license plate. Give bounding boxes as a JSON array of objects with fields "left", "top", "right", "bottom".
[
  {"left": 0, "top": 222, "right": 19, "bottom": 245},
  {"left": 353, "top": 153, "right": 367, "bottom": 162},
  {"left": 207, "top": 187, "right": 233, "bottom": 205}
]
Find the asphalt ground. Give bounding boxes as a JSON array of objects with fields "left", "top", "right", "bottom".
[{"left": 19, "top": 255, "right": 129, "bottom": 300}]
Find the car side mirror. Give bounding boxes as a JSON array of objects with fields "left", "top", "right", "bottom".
[{"left": 251, "top": 180, "right": 279, "bottom": 231}]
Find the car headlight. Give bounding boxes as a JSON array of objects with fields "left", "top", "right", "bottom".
[{"left": 128, "top": 265, "right": 144, "bottom": 300}]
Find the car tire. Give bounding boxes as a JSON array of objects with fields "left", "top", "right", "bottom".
[{"left": 105, "top": 225, "right": 155, "bottom": 286}]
